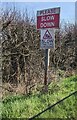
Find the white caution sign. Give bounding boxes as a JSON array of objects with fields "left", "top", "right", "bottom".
[{"left": 40, "top": 29, "right": 55, "bottom": 49}]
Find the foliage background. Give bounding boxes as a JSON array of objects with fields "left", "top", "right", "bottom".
[{"left": 0, "top": 7, "right": 77, "bottom": 95}]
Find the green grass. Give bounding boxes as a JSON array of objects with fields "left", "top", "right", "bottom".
[{"left": 2, "top": 75, "right": 77, "bottom": 119}]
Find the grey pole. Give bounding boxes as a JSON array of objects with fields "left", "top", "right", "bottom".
[{"left": 44, "top": 49, "right": 50, "bottom": 90}]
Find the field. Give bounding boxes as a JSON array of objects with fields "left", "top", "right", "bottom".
[{"left": 2, "top": 76, "right": 77, "bottom": 119}]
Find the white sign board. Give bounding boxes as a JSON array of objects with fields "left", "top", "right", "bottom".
[{"left": 40, "top": 29, "right": 55, "bottom": 49}]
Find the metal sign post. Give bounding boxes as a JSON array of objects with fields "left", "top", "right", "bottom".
[
  {"left": 40, "top": 28, "right": 55, "bottom": 89},
  {"left": 44, "top": 49, "right": 48, "bottom": 86},
  {"left": 37, "top": 7, "right": 60, "bottom": 89},
  {"left": 44, "top": 49, "right": 50, "bottom": 87}
]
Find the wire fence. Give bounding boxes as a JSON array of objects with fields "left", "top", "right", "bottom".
[{"left": 29, "top": 90, "right": 77, "bottom": 120}]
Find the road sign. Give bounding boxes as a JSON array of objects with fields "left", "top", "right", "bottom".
[
  {"left": 37, "top": 7, "right": 60, "bottom": 29},
  {"left": 40, "top": 29, "right": 55, "bottom": 49},
  {"left": 43, "top": 30, "right": 52, "bottom": 39}
]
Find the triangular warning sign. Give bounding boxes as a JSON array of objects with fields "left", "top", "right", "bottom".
[{"left": 43, "top": 30, "right": 52, "bottom": 39}]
